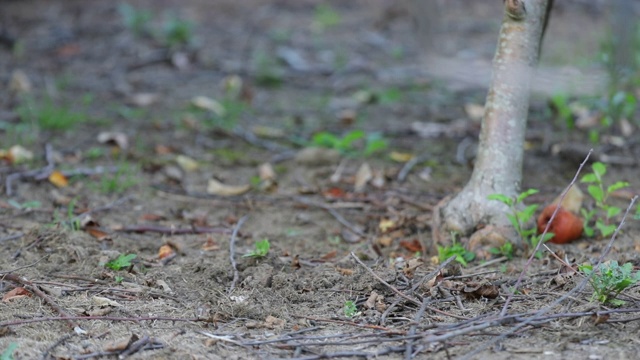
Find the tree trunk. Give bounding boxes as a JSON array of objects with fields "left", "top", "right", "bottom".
[{"left": 432, "top": 0, "right": 549, "bottom": 250}]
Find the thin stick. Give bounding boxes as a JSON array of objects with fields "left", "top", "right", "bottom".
[
  {"left": 501, "top": 149, "right": 592, "bottom": 317},
  {"left": 350, "top": 253, "right": 467, "bottom": 320},
  {"left": 228, "top": 215, "right": 249, "bottom": 294},
  {"left": 410, "top": 255, "right": 457, "bottom": 293},
  {"left": 405, "top": 297, "right": 430, "bottom": 360},
  {"left": 296, "top": 197, "right": 367, "bottom": 238},
  {"left": 2, "top": 273, "right": 77, "bottom": 328}
]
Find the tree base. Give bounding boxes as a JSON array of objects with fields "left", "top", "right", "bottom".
[{"left": 431, "top": 184, "right": 518, "bottom": 258}]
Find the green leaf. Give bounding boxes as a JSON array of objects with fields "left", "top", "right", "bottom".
[
  {"left": 506, "top": 214, "right": 520, "bottom": 231},
  {"left": 607, "top": 181, "right": 629, "bottom": 193},
  {"left": 595, "top": 221, "right": 616, "bottom": 237},
  {"left": 606, "top": 206, "right": 621, "bottom": 219},
  {"left": 581, "top": 173, "right": 598, "bottom": 184},
  {"left": 592, "top": 162, "right": 606, "bottom": 177},
  {"left": 587, "top": 185, "right": 604, "bottom": 203},
  {"left": 516, "top": 189, "right": 539, "bottom": 204},
  {"left": 520, "top": 204, "right": 539, "bottom": 223},
  {"left": 583, "top": 226, "right": 595, "bottom": 237},
  {"left": 339, "top": 130, "right": 365, "bottom": 150},
  {"left": 311, "top": 132, "right": 339, "bottom": 148},
  {"left": 105, "top": 253, "right": 137, "bottom": 271},
  {"left": 488, "top": 194, "right": 512, "bottom": 206}
]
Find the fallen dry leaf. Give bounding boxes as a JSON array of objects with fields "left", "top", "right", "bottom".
[
  {"left": 0, "top": 145, "right": 34, "bottom": 164},
  {"left": 354, "top": 162, "right": 372, "bottom": 192},
  {"left": 201, "top": 236, "right": 220, "bottom": 251},
  {"left": 319, "top": 250, "right": 337, "bottom": 261},
  {"left": 389, "top": 151, "right": 414, "bottom": 163},
  {"left": 158, "top": 244, "right": 176, "bottom": 259},
  {"left": 92, "top": 296, "right": 122, "bottom": 307},
  {"left": 206, "top": 179, "right": 251, "bottom": 196},
  {"left": 378, "top": 218, "right": 395, "bottom": 233},
  {"left": 191, "top": 96, "right": 225, "bottom": 116},
  {"left": 48, "top": 170, "right": 69, "bottom": 188},
  {"left": 127, "top": 93, "right": 159, "bottom": 107},
  {"left": 85, "top": 226, "right": 111, "bottom": 241},
  {"left": 2, "top": 287, "right": 31, "bottom": 302},
  {"left": 97, "top": 132, "right": 129, "bottom": 150},
  {"left": 399, "top": 239, "right": 424, "bottom": 253},
  {"left": 176, "top": 155, "right": 199, "bottom": 172},
  {"left": 9, "top": 69, "right": 32, "bottom": 94}
]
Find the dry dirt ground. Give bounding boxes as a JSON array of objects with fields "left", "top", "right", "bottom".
[{"left": 2, "top": 1, "right": 640, "bottom": 359}]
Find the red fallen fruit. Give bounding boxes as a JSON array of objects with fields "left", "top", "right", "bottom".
[{"left": 537, "top": 205, "right": 583, "bottom": 244}]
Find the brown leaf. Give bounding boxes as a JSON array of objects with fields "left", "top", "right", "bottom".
[
  {"left": 139, "top": 213, "right": 166, "bottom": 222},
  {"left": 399, "top": 239, "right": 424, "bottom": 253},
  {"left": 291, "top": 254, "right": 301, "bottom": 270},
  {"left": 2, "top": 287, "right": 31, "bottom": 302},
  {"left": 336, "top": 267, "right": 354, "bottom": 276},
  {"left": 462, "top": 281, "right": 499, "bottom": 299},
  {"left": 85, "top": 226, "right": 111, "bottom": 241},
  {"left": 320, "top": 250, "right": 337, "bottom": 261},
  {"left": 158, "top": 244, "right": 176, "bottom": 259},
  {"left": 48, "top": 170, "right": 69, "bottom": 188},
  {"left": 201, "top": 237, "right": 220, "bottom": 251}
]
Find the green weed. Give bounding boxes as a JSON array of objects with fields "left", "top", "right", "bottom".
[
  {"left": 163, "top": 14, "right": 195, "bottom": 48},
  {"left": 254, "top": 52, "right": 284, "bottom": 87},
  {"left": 105, "top": 253, "right": 137, "bottom": 271},
  {"left": 243, "top": 238, "right": 270, "bottom": 258},
  {"left": 313, "top": 4, "right": 341, "bottom": 32},
  {"left": 488, "top": 189, "right": 553, "bottom": 257},
  {"left": 437, "top": 236, "right": 475, "bottom": 267},
  {"left": 16, "top": 97, "right": 86, "bottom": 131},
  {"left": 488, "top": 242, "right": 515, "bottom": 260},
  {"left": 310, "top": 130, "right": 388, "bottom": 157},
  {"left": 343, "top": 300, "right": 358, "bottom": 317},
  {"left": 580, "top": 162, "right": 628, "bottom": 238},
  {"left": 95, "top": 163, "right": 138, "bottom": 194},
  {"left": 579, "top": 261, "right": 640, "bottom": 306},
  {"left": 549, "top": 93, "right": 574, "bottom": 129},
  {"left": 118, "top": 3, "right": 152, "bottom": 36}
]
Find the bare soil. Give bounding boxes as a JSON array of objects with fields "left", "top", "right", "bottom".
[{"left": 1, "top": 1, "right": 640, "bottom": 359}]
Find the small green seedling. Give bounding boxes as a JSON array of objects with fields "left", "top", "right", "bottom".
[
  {"left": 114, "top": 276, "right": 124, "bottom": 284},
  {"left": 105, "top": 254, "right": 137, "bottom": 271},
  {"left": 7, "top": 199, "right": 41, "bottom": 210},
  {"left": 311, "top": 130, "right": 388, "bottom": 157},
  {"left": 243, "top": 238, "right": 270, "bottom": 258},
  {"left": 549, "top": 93, "right": 574, "bottom": 129},
  {"left": 488, "top": 189, "right": 553, "bottom": 257},
  {"left": 17, "top": 97, "right": 86, "bottom": 131},
  {"left": 118, "top": 3, "right": 152, "bottom": 36},
  {"left": 580, "top": 162, "right": 628, "bottom": 238},
  {"left": 312, "top": 4, "right": 341, "bottom": 31},
  {"left": 579, "top": 261, "right": 640, "bottom": 306},
  {"left": 488, "top": 242, "right": 514, "bottom": 260},
  {"left": 163, "top": 14, "right": 195, "bottom": 48},
  {"left": 343, "top": 300, "right": 358, "bottom": 318},
  {"left": 437, "top": 238, "right": 475, "bottom": 267}
]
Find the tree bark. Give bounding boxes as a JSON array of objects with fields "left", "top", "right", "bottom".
[{"left": 432, "top": 0, "right": 549, "bottom": 249}]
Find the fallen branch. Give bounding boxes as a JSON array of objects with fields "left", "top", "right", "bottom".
[{"left": 228, "top": 215, "right": 249, "bottom": 294}]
